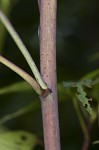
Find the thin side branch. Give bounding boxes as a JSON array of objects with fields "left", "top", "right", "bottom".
[
  {"left": 0, "top": 55, "right": 43, "bottom": 95},
  {"left": 0, "top": 10, "right": 47, "bottom": 90},
  {"left": 73, "top": 98, "right": 89, "bottom": 140}
]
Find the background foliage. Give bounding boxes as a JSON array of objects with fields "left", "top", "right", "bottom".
[{"left": 0, "top": 0, "right": 99, "bottom": 149}]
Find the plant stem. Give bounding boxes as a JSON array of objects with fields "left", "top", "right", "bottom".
[
  {"left": 81, "top": 138, "right": 90, "bottom": 150},
  {"left": 0, "top": 10, "right": 47, "bottom": 90},
  {"left": 73, "top": 98, "right": 90, "bottom": 150},
  {"left": 73, "top": 98, "right": 89, "bottom": 141},
  {"left": 39, "top": 0, "right": 61, "bottom": 150},
  {"left": 0, "top": 55, "right": 43, "bottom": 95}
]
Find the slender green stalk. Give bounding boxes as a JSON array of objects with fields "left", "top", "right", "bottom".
[
  {"left": 73, "top": 97, "right": 89, "bottom": 140},
  {"left": 0, "top": 55, "right": 43, "bottom": 95},
  {"left": 0, "top": 10, "right": 47, "bottom": 90},
  {"left": 73, "top": 97, "right": 90, "bottom": 150},
  {"left": 0, "top": 104, "right": 32, "bottom": 125},
  {"left": 0, "top": 101, "right": 39, "bottom": 125}
]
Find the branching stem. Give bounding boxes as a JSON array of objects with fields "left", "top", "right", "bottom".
[
  {"left": 0, "top": 10, "right": 47, "bottom": 90},
  {"left": 0, "top": 55, "right": 43, "bottom": 95}
]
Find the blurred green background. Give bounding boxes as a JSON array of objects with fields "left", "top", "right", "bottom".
[{"left": 0, "top": 0, "right": 99, "bottom": 150}]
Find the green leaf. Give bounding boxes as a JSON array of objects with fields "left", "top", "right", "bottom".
[
  {"left": 63, "top": 80, "right": 93, "bottom": 115},
  {"left": 89, "top": 52, "right": 99, "bottom": 62},
  {"left": 58, "top": 83, "right": 72, "bottom": 100},
  {"left": 76, "top": 85, "right": 93, "bottom": 115},
  {"left": 63, "top": 81, "right": 77, "bottom": 87},
  {"left": 0, "top": 102, "right": 35, "bottom": 125},
  {"left": 82, "top": 69, "right": 99, "bottom": 80},
  {"left": 0, "top": 126, "right": 8, "bottom": 133},
  {"left": 0, "top": 131, "right": 36, "bottom": 150},
  {"left": 80, "top": 80, "right": 92, "bottom": 87},
  {"left": 93, "top": 140, "right": 99, "bottom": 144},
  {"left": 0, "top": 81, "right": 32, "bottom": 95},
  {"left": 63, "top": 79, "right": 92, "bottom": 88}
]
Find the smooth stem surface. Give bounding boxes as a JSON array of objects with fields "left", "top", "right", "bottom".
[
  {"left": 39, "top": 0, "right": 61, "bottom": 150},
  {"left": 0, "top": 55, "right": 43, "bottom": 95},
  {"left": 0, "top": 10, "right": 47, "bottom": 90}
]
